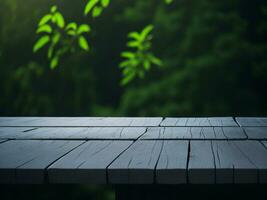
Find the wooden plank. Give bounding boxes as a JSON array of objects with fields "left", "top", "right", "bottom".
[
  {"left": 236, "top": 117, "right": 267, "bottom": 127},
  {"left": 0, "top": 140, "right": 83, "bottom": 183},
  {"left": 243, "top": 127, "right": 267, "bottom": 139},
  {"left": 233, "top": 141, "right": 267, "bottom": 183},
  {"left": 48, "top": 141, "right": 132, "bottom": 183},
  {"left": 188, "top": 141, "right": 215, "bottom": 183},
  {"left": 108, "top": 140, "right": 163, "bottom": 184},
  {"left": 141, "top": 127, "right": 246, "bottom": 140},
  {"left": 21, "top": 127, "right": 89, "bottom": 139},
  {"left": 17, "top": 127, "right": 146, "bottom": 140},
  {"left": 217, "top": 127, "right": 247, "bottom": 140},
  {"left": 0, "top": 127, "right": 37, "bottom": 139},
  {"left": 156, "top": 140, "right": 188, "bottom": 184},
  {"left": 160, "top": 118, "right": 187, "bottom": 126},
  {"left": 0, "top": 117, "right": 162, "bottom": 127},
  {"left": 0, "top": 117, "right": 40, "bottom": 127},
  {"left": 160, "top": 117, "right": 237, "bottom": 127},
  {"left": 212, "top": 141, "right": 257, "bottom": 183},
  {"left": 81, "top": 127, "right": 146, "bottom": 140}
]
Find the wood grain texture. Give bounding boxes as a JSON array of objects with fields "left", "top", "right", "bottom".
[
  {"left": 188, "top": 141, "right": 215, "bottom": 184},
  {"left": 0, "top": 140, "right": 83, "bottom": 183},
  {"left": 236, "top": 117, "right": 267, "bottom": 127},
  {"left": 156, "top": 140, "right": 188, "bottom": 184},
  {"left": 243, "top": 127, "right": 267, "bottom": 139},
  {"left": 160, "top": 117, "right": 237, "bottom": 127},
  {"left": 80, "top": 127, "right": 146, "bottom": 139},
  {"left": 21, "top": 127, "right": 89, "bottom": 139},
  {"left": 48, "top": 141, "right": 132, "bottom": 183},
  {"left": 18, "top": 127, "right": 146, "bottom": 140},
  {"left": 0, "top": 117, "right": 162, "bottom": 127},
  {"left": 0, "top": 139, "right": 7, "bottom": 144},
  {"left": 108, "top": 140, "right": 163, "bottom": 184},
  {"left": 0, "top": 127, "right": 36, "bottom": 139},
  {"left": 141, "top": 127, "right": 246, "bottom": 140},
  {"left": 233, "top": 141, "right": 267, "bottom": 183},
  {"left": 212, "top": 141, "right": 257, "bottom": 183}
]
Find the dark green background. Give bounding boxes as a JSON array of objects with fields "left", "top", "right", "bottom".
[{"left": 0, "top": 0, "right": 267, "bottom": 199}]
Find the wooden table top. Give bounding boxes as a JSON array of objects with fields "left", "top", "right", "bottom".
[{"left": 0, "top": 117, "right": 266, "bottom": 184}]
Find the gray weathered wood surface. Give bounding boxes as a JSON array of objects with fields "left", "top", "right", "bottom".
[
  {"left": 188, "top": 141, "right": 215, "bottom": 184},
  {"left": 160, "top": 117, "right": 237, "bottom": 127},
  {"left": 0, "top": 139, "right": 7, "bottom": 144},
  {"left": 236, "top": 117, "right": 267, "bottom": 127},
  {"left": 48, "top": 140, "right": 132, "bottom": 183},
  {"left": 243, "top": 127, "right": 267, "bottom": 139},
  {"left": 156, "top": 140, "right": 188, "bottom": 184},
  {"left": 141, "top": 127, "right": 246, "bottom": 140},
  {"left": 0, "top": 117, "right": 266, "bottom": 184},
  {"left": 0, "top": 117, "right": 162, "bottom": 127},
  {"left": 0, "top": 127, "right": 146, "bottom": 140},
  {"left": 0, "top": 140, "right": 83, "bottom": 183}
]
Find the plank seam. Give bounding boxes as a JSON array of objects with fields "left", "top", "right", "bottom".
[
  {"left": 240, "top": 127, "right": 249, "bottom": 139},
  {"left": 210, "top": 140, "right": 216, "bottom": 184},
  {"left": 153, "top": 140, "right": 164, "bottom": 184},
  {"left": 105, "top": 141, "right": 135, "bottom": 184},
  {"left": 186, "top": 140, "right": 191, "bottom": 184},
  {"left": 159, "top": 117, "right": 166, "bottom": 127},
  {"left": 44, "top": 140, "right": 87, "bottom": 184},
  {"left": 233, "top": 117, "right": 241, "bottom": 127},
  {"left": 260, "top": 141, "right": 267, "bottom": 149}
]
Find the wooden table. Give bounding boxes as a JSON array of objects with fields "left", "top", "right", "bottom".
[{"left": 0, "top": 117, "right": 267, "bottom": 199}]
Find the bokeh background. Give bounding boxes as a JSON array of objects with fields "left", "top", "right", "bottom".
[{"left": 1, "top": 0, "right": 267, "bottom": 199}]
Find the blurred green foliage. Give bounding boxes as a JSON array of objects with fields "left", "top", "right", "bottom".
[
  {"left": 34, "top": 5, "right": 90, "bottom": 69},
  {"left": 84, "top": 0, "right": 110, "bottom": 18},
  {"left": 120, "top": 25, "right": 162, "bottom": 85},
  {"left": 1, "top": 0, "right": 267, "bottom": 117}
]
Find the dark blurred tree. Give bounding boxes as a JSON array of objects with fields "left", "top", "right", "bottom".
[
  {"left": 0, "top": 0, "right": 267, "bottom": 117},
  {"left": 118, "top": 0, "right": 267, "bottom": 116}
]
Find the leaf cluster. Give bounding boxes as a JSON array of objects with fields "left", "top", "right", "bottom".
[
  {"left": 119, "top": 25, "right": 162, "bottom": 85},
  {"left": 84, "top": 0, "right": 110, "bottom": 18},
  {"left": 33, "top": 6, "right": 90, "bottom": 69}
]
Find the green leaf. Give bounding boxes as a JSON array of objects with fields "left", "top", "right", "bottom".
[
  {"left": 101, "top": 0, "right": 110, "bottom": 7},
  {"left": 84, "top": 0, "right": 99, "bottom": 15},
  {"left": 121, "top": 51, "right": 135, "bottom": 59},
  {"left": 119, "top": 61, "right": 130, "bottom": 68},
  {"left": 33, "top": 35, "right": 50, "bottom": 52},
  {"left": 67, "top": 30, "right": 76, "bottom": 36},
  {"left": 48, "top": 45, "right": 54, "bottom": 59},
  {"left": 92, "top": 6, "right": 103, "bottom": 17},
  {"left": 50, "top": 6, "right": 57, "bottom": 13},
  {"left": 36, "top": 24, "right": 52, "bottom": 34},
  {"left": 65, "top": 22, "right": 77, "bottom": 30},
  {"left": 50, "top": 56, "right": 59, "bottom": 69},
  {"left": 148, "top": 54, "right": 162, "bottom": 66},
  {"left": 78, "top": 36, "right": 89, "bottom": 51},
  {"left": 54, "top": 12, "right": 65, "bottom": 28},
  {"left": 127, "top": 41, "right": 139, "bottom": 48},
  {"left": 52, "top": 32, "right": 61, "bottom": 45},
  {"left": 121, "top": 72, "right": 136, "bottom": 85},
  {"left": 77, "top": 24, "right": 91, "bottom": 34},
  {"left": 128, "top": 32, "right": 140, "bottom": 40},
  {"left": 140, "top": 25, "right": 154, "bottom": 41},
  {"left": 38, "top": 14, "right": 52, "bottom": 26}
]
